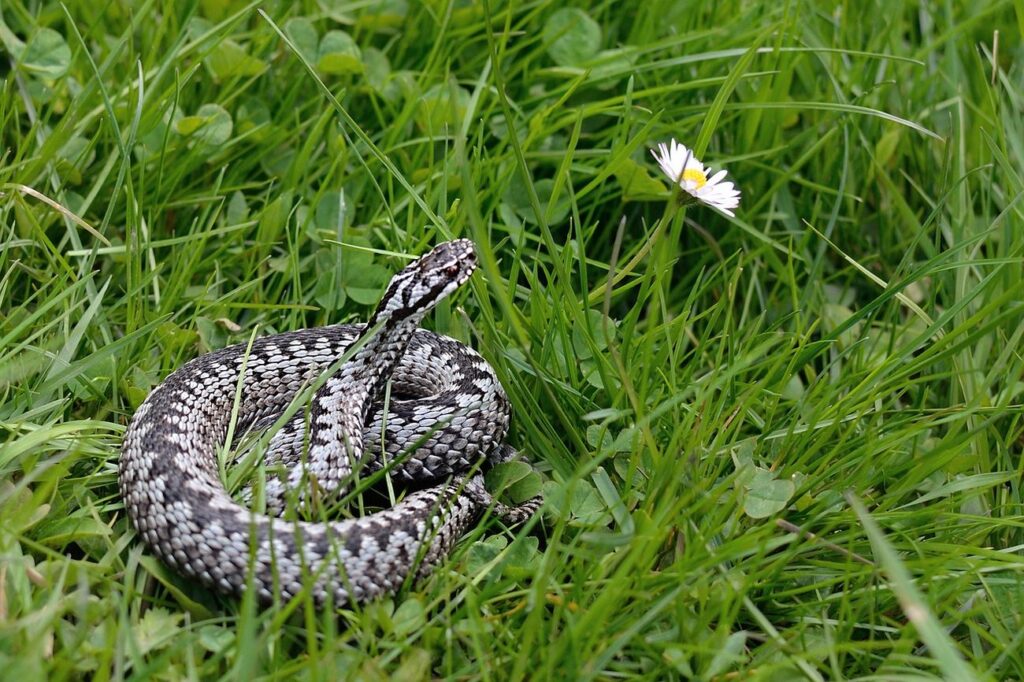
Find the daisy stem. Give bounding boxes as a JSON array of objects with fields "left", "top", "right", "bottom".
[
  {"left": 585, "top": 192, "right": 684, "bottom": 306},
  {"left": 642, "top": 194, "right": 688, "bottom": 329}
]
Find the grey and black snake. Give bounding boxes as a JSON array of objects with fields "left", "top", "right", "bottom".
[{"left": 119, "top": 240, "right": 541, "bottom": 605}]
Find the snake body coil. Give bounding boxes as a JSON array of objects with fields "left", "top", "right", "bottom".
[{"left": 119, "top": 240, "right": 538, "bottom": 604}]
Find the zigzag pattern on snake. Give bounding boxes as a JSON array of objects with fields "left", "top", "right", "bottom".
[{"left": 119, "top": 240, "right": 540, "bottom": 605}]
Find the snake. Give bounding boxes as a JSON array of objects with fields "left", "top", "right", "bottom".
[{"left": 119, "top": 239, "right": 541, "bottom": 605}]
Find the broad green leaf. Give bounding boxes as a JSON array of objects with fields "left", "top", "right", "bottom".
[
  {"left": 56, "top": 135, "right": 94, "bottom": 184},
  {"left": 226, "top": 191, "right": 249, "bottom": 224},
  {"left": 175, "top": 116, "right": 204, "bottom": 136},
  {"left": 194, "top": 103, "right": 233, "bottom": 146},
  {"left": 506, "top": 473, "right": 543, "bottom": 504},
  {"left": 0, "top": 481, "right": 49, "bottom": 533},
  {"left": 136, "top": 104, "right": 184, "bottom": 158},
  {"left": 821, "top": 302, "right": 861, "bottom": 348},
  {"left": 663, "top": 647, "right": 695, "bottom": 677},
  {"left": 317, "top": 30, "right": 363, "bottom": 75},
  {"left": 315, "top": 190, "right": 347, "bottom": 232},
  {"left": 543, "top": 8, "right": 601, "bottom": 66},
  {"left": 206, "top": 39, "right": 267, "bottom": 80},
  {"left": 502, "top": 536, "right": 541, "bottom": 576},
  {"left": 362, "top": 47, "right": 392, "bottom": 93},
  {"left": 178, "top": 104, "right": 233, "bottom": 148},
  {"left": 0, "top": 18, "right": 26, "bottom": 59},
  {"left": 392, "top": 648, "right": 431, "bottom": 682},
  {"left": 704, "top": 631, "right": 748, "bottom": 678},
  {"left": 416, "top": 82, "right": 471, "bottom": 135},
  {"left": 485, "top": 460, "right": 533, "bottom": 493},
  {"left": 486, "top": 458, "right": 542, "bottom": 505},
  {"left": 357, "top": 0, "right": 408, "bottom": 31},
  {"left": 586, "top": 425, "right": 613, "bottom": 449},
  {"left": 465, "top": 536, "right": 506, "bottom": 574},
  {"left": 196, "top": 316, "right": 229, "bottom": 351},
  {"left": 313, "top": 266, "right": 346, "bottom": 312},
  {"left": 135, "top": 608, "right": 183, "bottom": 655},
  {"left": 743, "top": 467, "right": 794, "bottom": 519},
  {"left": 543, "top": 479, "right": 607, "bottom": 525},
  {"left": 197, "top": 625, "right": 234, "bottom": 654},
  {"left": 391, "top": 597, "right": 425, "bottom": 637},
  {"left": 572, "top": 309, "right": 617, "bottom": 357},
  {"left": 592, "top": 466, "right": 633, "bottom": 534},
  {"left": 237, "top": 97, "right": 271, "bottom": 140},
  {"left": 283, "top": 17, "right": 319, "bottom": 64},
  {"left": 199, "top": 0, "right": 248, "bottom": 21},
  {"left": 185, "top": 17, "right": 215, "bottom": 40},
  {"left": 875, "top": 128, "right": 902, "bottom": 168},
  {"left": 613, "top": 157, "right": 669, "bottom": 201},
  {"left": 19, "top": 28, "right": 71, "bottom": 79},
  {"left": 781, "top": 373, "right": 804, "bottom": 400},
  {"left": 344, "top": 261, "right": 391, "bottom": 305}
]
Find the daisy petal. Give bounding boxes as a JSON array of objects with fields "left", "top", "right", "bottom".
[
  {"left": 649, "top": 138, "right": 741, "bottom": 215},
  {"left": 708, "top": 169, "right": 728, "bottom": 185}
]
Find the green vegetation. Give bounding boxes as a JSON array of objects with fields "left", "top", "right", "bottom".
[{"left": 2, "top": 0, "right": 1023, "bottom": 678}]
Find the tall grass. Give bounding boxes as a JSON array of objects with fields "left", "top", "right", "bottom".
[{"left": 1, "top": 0, "right": 1022, "bottom": 678}]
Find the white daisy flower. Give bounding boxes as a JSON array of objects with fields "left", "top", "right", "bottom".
[{"left": 650, "top": 139, "right": 740, "bottom": 217}]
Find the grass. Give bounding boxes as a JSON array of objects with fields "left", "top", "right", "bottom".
[{"left": 1, "top": 0, "right": 1023, "bottom": 679}]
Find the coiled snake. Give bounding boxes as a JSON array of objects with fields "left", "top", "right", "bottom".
[{"left": 119, "top": 240, "right": 540, "bottom": 604}]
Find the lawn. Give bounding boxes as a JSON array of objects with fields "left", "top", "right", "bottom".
[{"left": 2, "top": 0, "right": 1023, "bottom": 679}]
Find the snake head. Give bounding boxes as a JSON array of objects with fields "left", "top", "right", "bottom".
[{"left": 369, "top": 239, "right": 478, "bottom": 326}]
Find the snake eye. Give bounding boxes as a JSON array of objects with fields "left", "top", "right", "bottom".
[{"left": 445, "top": 264, "right": 460, "bottom": 276}]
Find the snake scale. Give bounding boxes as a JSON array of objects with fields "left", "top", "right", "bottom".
[{"left": 119, "top": 240, "right": 540, "bottom": 605}]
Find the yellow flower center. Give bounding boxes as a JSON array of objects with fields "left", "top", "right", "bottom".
[{"left": 682, "top": 168, "right": 707, "bottom": 189}]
